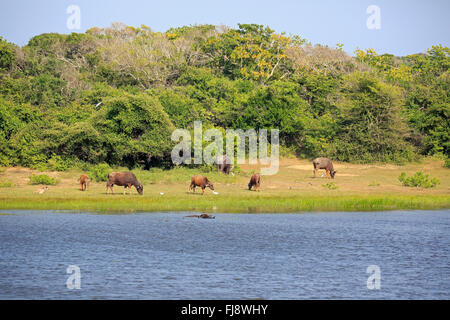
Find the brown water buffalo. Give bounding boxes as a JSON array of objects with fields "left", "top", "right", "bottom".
[
  {"left": 248, "top": 173, "right": 261, "bottom": 191},
  {"left": 189, "top": 175, "right": 214, "bottom": 195},
  {"left": 79, "top": 174, "right": 90, "bottom": 191},
  {"left": 313, "top": 157, "right": 336, "bottom": 179},
  {"left": 217, "top": 155, "right": 232, "bottom": 174},
  {"left": 106, "top": 172, "right": 143, "bottom": 195}
]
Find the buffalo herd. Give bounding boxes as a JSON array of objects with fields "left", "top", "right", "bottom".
[{"left": 77, "top": 157, "right": 336, "bottom": 195}]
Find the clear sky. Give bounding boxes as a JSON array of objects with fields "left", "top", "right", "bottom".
[{"left": 0, "top": 0, "right": 448, "bottom": 56}]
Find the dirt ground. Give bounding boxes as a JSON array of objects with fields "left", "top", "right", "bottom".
[{"left": 1, "top": 157, "right": 449, "bottom": 198}]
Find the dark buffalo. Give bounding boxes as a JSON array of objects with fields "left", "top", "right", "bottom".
[
  {"left": 189, "top": 175, "right": 214, "bottom": 195},
  {"left": 313, "top": 157, "right": 336, "bottom": 179},
  {"left": 79, "top": 174, "right": 90, "bottom": 191},
  {"left": 248, "top": 173, "right": 261, "bottom": 191},
  {"left": 106, "top": 172, "right": 143, "bottom": 195},
  {"left": 217, "top": 155, "right": 232, "bottom": 174},
  {"left": 184, "top": 214, "right": 215, "bottom": 219}
]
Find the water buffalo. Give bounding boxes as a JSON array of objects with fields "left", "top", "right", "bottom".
[
  {"left": 313, "top": 157, "right": 336, "bottom": 179},
  {"left": 79, "top": 174, "right": 90, "bottom": 191},
  {"left": 184, "top": 214, "right": 215, "bottom": 219},
  {"left": 189, "top": 175, "right": 214, "bottom": 195},
  {"left": 106, "top": 172, "right": 143, "bottom": 195},
  {"left": 217, "top": 155, "right": 232, "bottom": 174},
  {"left": 248, "top": 173, "right": 261, "bottom": 191}
]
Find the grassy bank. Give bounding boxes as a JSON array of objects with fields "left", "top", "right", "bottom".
[
  {"left": 0, "top": 158, "right": 449, "bottom": 213},
  {"left": 0, "top": 194, "right": 449, "bottom": 213}
]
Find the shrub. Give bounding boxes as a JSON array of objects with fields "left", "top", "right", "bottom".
[
  {"left": 398, "top": 171, "right": 440, "bottom": 188},
  {"left": 322, "top": 182, "right": 338, "bottom": 190},
  {"left": 232, "top": 165, "right": 242, "bottom": 175},
  {"left": 89, "top": 163, "right": 111, "bottom": 182},
  {"left": 200, "top": 164, "right": 215, "bottom": 173},
  {"left": 0, "top": 178, "right": 13, "bottom": 188},
  {"left": 29, "top": 174, "right": 59, "bottom": 185},
  {"left": 444, "top": 158, "right": 450, "bottom": 169}
]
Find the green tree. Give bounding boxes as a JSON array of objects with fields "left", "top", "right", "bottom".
[{"left": 333, "top": 72, "right": 414, "bottom": 162}]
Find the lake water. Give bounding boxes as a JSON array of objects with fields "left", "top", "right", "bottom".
[{"left": 0, "top": 210, "right": 449, "bottom": 299}]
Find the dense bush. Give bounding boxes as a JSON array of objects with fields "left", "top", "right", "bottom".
[
  {"left": 88, "top": 163, "right": 111, "bottom": 182},
  {"left": 331, "top": 72, "right": 415, "bottom": 163},
  {"left": 28, "top": 174, "right": 59, "bottom": 185},
  {"left": 0, "top": 24, "right": 448, "bottom": 169}
]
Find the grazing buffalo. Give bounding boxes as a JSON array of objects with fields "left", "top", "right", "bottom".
[
  {"left": 313, "top": 157, "right": 337, "bottom": 179},
  {"left": 248, "top": 173, "right": 261, "bottom": 191},
  {"left": 189, "top": 175, "right": 214, "bottom": 195},
  {"left": 106, "top": 172, "right": 143, "bottom": 195},
  {"left": 79, "top": 174, "right": 90, "bottom": 191},
  {"left": 217, "top": 155, "right": 232, "bottom": 174}
]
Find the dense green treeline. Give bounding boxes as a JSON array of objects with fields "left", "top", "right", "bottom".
[{"left": 0, "top": 23, "right": 448, "bottom": 170}]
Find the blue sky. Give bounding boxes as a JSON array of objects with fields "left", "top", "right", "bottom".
[{"left": 0, "top": 0, "right": 448, "bottom": 56}]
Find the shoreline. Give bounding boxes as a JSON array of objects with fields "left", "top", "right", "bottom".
[{"left": 1, "top": 194, "right": 449, "bottom": 213}]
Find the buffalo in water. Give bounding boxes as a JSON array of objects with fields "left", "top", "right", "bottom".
[
  {"left": 184, "top": 214, "right": 215, "bottom": 219},
  {"left": 313, "top": 157, "right": 337, "bottom": 179},
  {"left": 106, "top": 172, "right": 143, "bottom": 195}
]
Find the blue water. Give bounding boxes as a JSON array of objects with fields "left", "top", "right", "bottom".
[{"left": 0, "top": 210, "right": 449, "bottom": 299}]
